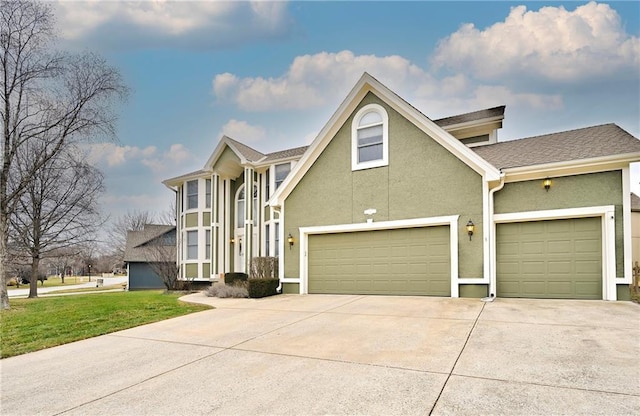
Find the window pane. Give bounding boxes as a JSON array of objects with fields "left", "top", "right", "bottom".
[
  {"left": 274, "top": 163, "right": 291, "bottom": 189},
  {"left": 359, "top": 111, "right": 382, "bottom": 126},
  {"left": 187, "top": 231, "right": 198, "bottom": 260},
  {"left": 205, "top": 230, "right": 211, "bottom": 259},
  {"left": 205, "top": 179, "right": 211, "bottom": 208},
  {"left": 265, "top": 224, "right": 270, "bottom": 256},
  {"left": 187, "top": 180, "right": 198, "bottom": 209},
  {"left": 358, "top": 125, "right": 383, "bottom": 145},
  {"left": 274, "top": 222, "right": 280, "bottom": 257},
  {"left": 253, "top": 185, "right": 258, "bottom": 226},
  {"left": 358, "top": 143, "right": 383, "bottom": 163},
  {"left": 236, "top": 200, "right": 244, "bottom": 228}
]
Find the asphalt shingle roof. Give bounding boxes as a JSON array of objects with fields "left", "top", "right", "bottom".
[
  {"left": 226, "top": 137, "right": 265, "bottom": 162},
  {"left": 124, "top": 225, "right": 176, "bottom": 263},
  {"left": 472, "top": 124, "right": 640, "bottom": 170},
  {"left": 263, "top": 145, "right": 309, "bottom": 162},
  {"left": 434, "top": 106, "right": 506, "bottom": 127}
]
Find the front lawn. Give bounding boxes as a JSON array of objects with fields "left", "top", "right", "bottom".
[{"left": 0, "top": 291, "right": 210, "bottom": 358}]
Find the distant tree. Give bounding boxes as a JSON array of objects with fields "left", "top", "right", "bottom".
[
  {"left": 107, "top": 210, "right": 161, "bottom": 265},
  {"left": 0, "top": 0, "right": 128, "bottom": 309},
  {"left": 10, "top": 148, "right": 104, "bottom": 298}
]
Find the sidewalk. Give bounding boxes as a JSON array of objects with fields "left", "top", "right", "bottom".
[{"left": 7, "top": 276, "right": 128, "bottom": 298}]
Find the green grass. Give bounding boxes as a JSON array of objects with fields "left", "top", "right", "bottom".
[{"left": 0, "top": 291, "right": 211, "bottom": 358}]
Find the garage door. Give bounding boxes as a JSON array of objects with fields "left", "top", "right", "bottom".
[
  {"left": 308, "top": 226, "right": 450, "bottom": 296},
  {"left": 496, "top": 217, "right": 602, "bottom": 299}
]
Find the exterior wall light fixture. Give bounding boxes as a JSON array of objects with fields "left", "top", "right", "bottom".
[
  {"left": 230, "top": 238, "right": 235, "bottom": 244},
  {"left": 466, "top": 220, "right": 475, "bottom": 241},
  {"left": 543, "top": 178, "right": 552, "bottom": 191},
  {"left": 287, "top": 233, "right": 294, "bottom": 249}
]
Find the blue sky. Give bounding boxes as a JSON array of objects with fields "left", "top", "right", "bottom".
[{"left": 49, "top": 1, "right": 640, "bottom": 229}]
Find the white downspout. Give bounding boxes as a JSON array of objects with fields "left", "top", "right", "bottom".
[{"left": 484, "top": 172, "right": 505, "bottom": 302}]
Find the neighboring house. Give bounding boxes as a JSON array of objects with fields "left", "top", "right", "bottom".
[
  {"left": 632, "top": 193, "right": 640, "bottom": 269},
  {"left": 124, "top": 224, "right": 176, "bottom": 290},
  {"left": 163, "top": 73, "right": 640, "bottom": 301}
]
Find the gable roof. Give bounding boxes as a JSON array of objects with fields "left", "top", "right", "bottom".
[
  {"left": 632, "top": 193, "right": 640, "bottom": 212},
  {"left": 473, "top": 124, "right": 640, "bottom": 170},
  {"left": 269, "top": 72, "right": 502, "bottom": 207},
  {"left": 124, "top": 225, "right": 176, "bottom": 263},
  {"left": 225, "top": 137, "right": 266, "bottom": 162}
]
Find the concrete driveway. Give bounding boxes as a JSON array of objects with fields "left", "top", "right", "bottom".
[{"left": 1, "top": 294, "right": 638, "bottom": 415}]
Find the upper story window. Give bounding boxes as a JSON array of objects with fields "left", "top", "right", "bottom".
[
  {"left": 274, "top": 163, "right": 291, "bottom": 190},
  {"left": 205, "top": 179, "right": 211, "bottom": 209},
  {"left": 186, "top": 180, "right": 198, "bottom": 210},
  {"left": 351, "top": 104, "right": 389, "bottom": 171}
]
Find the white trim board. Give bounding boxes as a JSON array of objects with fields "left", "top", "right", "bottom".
[
  {"left": 494, "top": 205, "right": 618, "bottom": 301},
  {"left": 297, "top": 216, "right": 460, "bottom": 297}
]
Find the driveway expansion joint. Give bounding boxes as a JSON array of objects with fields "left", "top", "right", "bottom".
[{"left": 429, "top": 301, "right": 486, "bottom": 415}]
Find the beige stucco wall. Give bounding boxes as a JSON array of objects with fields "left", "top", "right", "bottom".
[
  {"left": 494, "top": 170, "right": 625, "bottom": 277},
  {"left": 284, "top": 92, "right": 484, "bottom": 279}
]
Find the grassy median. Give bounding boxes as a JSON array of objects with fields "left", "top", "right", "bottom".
[{"left": 0, "top": 291, "right": 211, "bottom": 358}]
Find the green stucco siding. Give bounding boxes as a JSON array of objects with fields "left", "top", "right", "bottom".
[
  {"left": 495, "top": 171, "right": 624, "bottom": 277},
  {"left": 212, "top": 146, "right": 241, "bottom": 171},
  {"left": 185, "top": 213, "right": 198, "bottom": 228},
  {"left": 284, "top": 92, "right": 484, "bottom": 281}
]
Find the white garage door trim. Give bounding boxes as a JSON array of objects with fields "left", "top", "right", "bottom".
[
  {"left": 299, "top": 216, "right": 460, "bottom": 296},
  {"left": 493, "top": 205, "right": 616, "bottom": 300}
]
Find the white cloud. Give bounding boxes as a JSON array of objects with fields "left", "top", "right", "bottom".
[
  {"left": 213, "top": 50, "right": 436, "bottom": 111},
  {"left": 142, "top": 144, "right": 194, "bottom": 173},
  {"left": 54, "top": 0, "right": 293, "bottom": 50},
  {"left": 88, "top": 143, "right": 157, "bottom": 167},
  {"left": 431, "top": 2, "right": 639, "bottom": 82},
  {"left": 88, "top": 142, "right": 193, "bottom": 174},
  {"left": 220, "top": 119, "right": 267, "bottom": 143},
  {"left": 212, "top": 50, "right": 562, "bottom": 117}
]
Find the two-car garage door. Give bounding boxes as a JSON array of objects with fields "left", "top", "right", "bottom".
[
  {"left": 496, "top": 217, "right": 602, "bottom": 299},
  {"left": 308, "top": 226, "right": 450, "bottom": 296}
]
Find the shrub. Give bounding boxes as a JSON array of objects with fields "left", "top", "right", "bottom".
[
  {"left": 224, "top": 272, "right": 248, "bottom": 286},
  {"left": 250, "top": 257, "right": 278, "bottom": 279},
  {"left": 7, "top": 278, "right": 17, "bottom": 286},
  {"left": 206, "top": 282, "right": 248, "bottom": 298},
  {"left": 247, "top": 278, "right": 279, "bottom": 298}
]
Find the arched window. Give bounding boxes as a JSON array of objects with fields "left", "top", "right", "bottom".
[
  {"left": 235, "top": 184, "right": 258, "bottom": 229},
  {"left": 236, "top": 186, "right": 245, "bottom": 229},
  {"left": 352, "top": 103, "right": 389, "bottom": 170}
]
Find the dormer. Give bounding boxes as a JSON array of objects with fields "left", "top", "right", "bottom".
[{"left": 434, "top": 105, "right": 505, "bottom": 148}]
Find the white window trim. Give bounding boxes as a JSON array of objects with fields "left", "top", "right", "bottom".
[
  {"left": 297, "top": 216, "right": 460, "bottom": 297},
  {"left": 351, "top": 103, "right": 389, "bottom": 171},
  {"left": 493, "top": 205, "right": 617, "bottom": 301}
]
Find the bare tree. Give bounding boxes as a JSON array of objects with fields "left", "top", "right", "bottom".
[
  {"left": 107, "top": 210, "right": 160, "bottom": 265},
  {"left": 0, "top": 0, "right": 127, "bottom": 309},
  {"left": 10, "top": 147, "right": 104, "bottom": 297},
  {"left": 146, "top": 242, "right": 179, "bottom": 291}
]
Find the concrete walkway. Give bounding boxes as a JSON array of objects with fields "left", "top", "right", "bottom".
[
  {"left": 1, "top": 294, "right": 638, "bottom": 415},
  {"left": 7, "top": 276, "right": 128, "bottom": 298}
]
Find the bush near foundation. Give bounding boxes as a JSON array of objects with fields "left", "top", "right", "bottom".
[
  {"left": 206, "top": 282, "right": 248, "bottom": 298},
  {"left": 224, "top": 272, "right": 248, "bottom": 286},
  {"left": 247, "top": 278, "right": 279, "bottom": 298}
]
